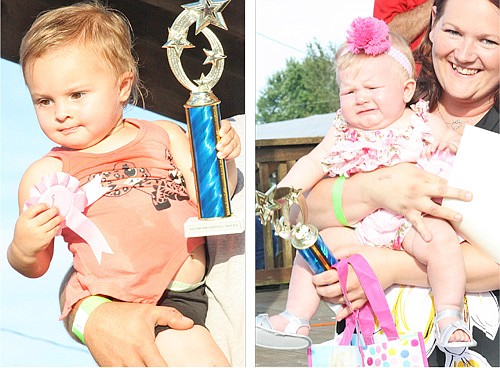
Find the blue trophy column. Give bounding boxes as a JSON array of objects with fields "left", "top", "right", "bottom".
[
  {"left": 187, "top": 104, "right": 231, "bottom": 219},
  {"left": 293, "top": 231, "right": 338, "bottom": 274}
]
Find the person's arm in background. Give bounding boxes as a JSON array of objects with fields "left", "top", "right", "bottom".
[{"left": 374, "top": 0, "right": 433, "bottom": 47}]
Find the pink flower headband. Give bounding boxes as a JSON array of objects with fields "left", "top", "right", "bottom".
[{"left": 344, "top": 17, "right": 413, "bottom": 77}]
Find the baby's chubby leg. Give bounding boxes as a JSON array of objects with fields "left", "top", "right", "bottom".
[
  {"left": 155, "top": 244, "right": 229, "bottom": 365},
  {"left": 156, "top": 325, "right": 230, "bottom": 366},
  {"left": 256, "top": 226, "right": 361, "bottom": 349},
  {"left": 403, "top": 216, "right": 469, "bottom": 343},
  {"left": 268, "top": 226, "right": 360, "bottom": 336},
  {"left": 266, "top": 252, "right": 319, "bottom": 336}
]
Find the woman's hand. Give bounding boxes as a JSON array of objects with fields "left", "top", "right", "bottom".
[
  {"left": 365, "top": 163, "right": 471, "bottom": 241},
  {"left": 311, "top": 243, "right": 372, "bottom": 322},
  {"left": 307, "top": 163, "right": 472, "bottom": 241},
  {"left": 311, "top": 232, "right": 427, "bottom": 321}
]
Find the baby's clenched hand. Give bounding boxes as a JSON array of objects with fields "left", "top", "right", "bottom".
[{"left": 424, "top": 139, "right": 458, "bottom": 158}]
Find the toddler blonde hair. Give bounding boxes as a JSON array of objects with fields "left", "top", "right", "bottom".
[
  {"left": 334, "top": 31, "right": 415, "bottom": 84},
  {"left": 19, "top": 1, "right": 144, "bottom": 106}
]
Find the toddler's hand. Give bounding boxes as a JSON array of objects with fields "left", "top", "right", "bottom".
[
  {"left": 12, "top": 203, "right": 63, "bottom": 258},
  {"left": 425, "top": 139, "right": 458, "bottom": 158},
  {"left": 216, "top": 119, "right": 241, "bottom": 160}
]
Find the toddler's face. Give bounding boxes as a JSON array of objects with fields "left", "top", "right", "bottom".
[
  {"left": 24, "top": 44, "right": 129, "bottom": 150},
  {"left": 338, "top": 55, "right": 411, "bottom": 130}
]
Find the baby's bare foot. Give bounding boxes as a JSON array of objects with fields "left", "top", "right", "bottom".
[
  {"left": 438, "top": 317, "right": 471, "bottom": 343},
  {"left": 448, "top": 329, "right": 470, "bottom": 343}
]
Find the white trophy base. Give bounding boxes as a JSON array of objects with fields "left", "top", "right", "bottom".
[{"left": 184, "top": 215, "right": 244, "bottom": 237}]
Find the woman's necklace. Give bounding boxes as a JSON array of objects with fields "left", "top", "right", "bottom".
[{"left": 437, "top": 105, "right": 488, "bottom": 131}]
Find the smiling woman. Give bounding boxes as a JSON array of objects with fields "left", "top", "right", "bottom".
[
  {"left": 414, "top": 0, "right": 499, "bottom": 134},
  {"left": 255, "top": 15, "right": 477, "bottom": 354}
]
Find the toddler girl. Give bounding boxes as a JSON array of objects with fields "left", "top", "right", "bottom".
[{"left": 7, "top": 2, "right": 239, "bottom": 366}]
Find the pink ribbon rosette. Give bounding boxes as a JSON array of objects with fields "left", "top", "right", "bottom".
[{"left": 24, "top": 172, "right": 113, "bottom": 264}]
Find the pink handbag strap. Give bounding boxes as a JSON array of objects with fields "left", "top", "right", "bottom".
[
  {"left": 334, "top": 254, "right": 399, "bottom": 345},
  {"left": 335, "top": 258, "right": 369, "bottom": 345},
  {"left": 357, "top": 302, "right": 377, "bottom": 345},
  {"left": 335, "top": 259, "right": 377, "bottom": 345},
  {"left": 349, "top": 254, "right": 399, "bottom": 339}
]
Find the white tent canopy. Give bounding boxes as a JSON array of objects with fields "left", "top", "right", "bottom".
[{"left": 256, "top": 113, "right": 335, "bottom": 140}]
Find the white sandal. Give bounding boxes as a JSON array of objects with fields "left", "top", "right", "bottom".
[
  {"left": 434, "top": 309, "right": 477, "bottom": 349},
  {"left": 255, "top": 310, "right": 312, "bottom": 350}
]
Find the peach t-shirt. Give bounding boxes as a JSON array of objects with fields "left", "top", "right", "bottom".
[{"left": 49, "top": 119, "right": 204, "bottom": 318}]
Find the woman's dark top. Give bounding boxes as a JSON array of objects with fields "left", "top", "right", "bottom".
[{"left": 477, "top": 106, "right": 499, "bottom": 133}]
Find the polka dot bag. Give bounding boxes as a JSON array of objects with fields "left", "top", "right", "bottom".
[{"left": 308, "top": 254, "right": 428, "bottom": 367}]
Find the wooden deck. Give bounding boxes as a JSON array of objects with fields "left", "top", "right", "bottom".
[
  {"left": 256, "top": 137, "right": 322, "bottom": 287},
  {"left": 255, "top": 285, "right": 337, "bottom": 367}
]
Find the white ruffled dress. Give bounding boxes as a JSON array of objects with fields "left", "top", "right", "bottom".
[{"left": 321, "top": 105, "right": 453, "bottom": 249}]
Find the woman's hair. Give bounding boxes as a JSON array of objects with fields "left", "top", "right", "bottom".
[
  {"left": 413, "top": 0, "right": 499, "bottom": 110},
  {"left": 19, "top": 1, "right": 145, "bottom": 106},
  {"left": 334, "top": 31, "right": 416, "bottom": 84}
]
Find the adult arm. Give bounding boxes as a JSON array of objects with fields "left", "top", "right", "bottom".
[
  {"left": 312, "top": 232, "right": 500, "bottom": 321},
  {"left": 305, "top": 163, "right": 471, "bottom": 241},
  {"left": 60, "top": 267, "right": 194, "bottom": 367},
  {"left": 374, "top": 0, "right": 434, "bottom": 46},
  {"left": 84, "top": 302, "right": 193, "bottom": 366}
]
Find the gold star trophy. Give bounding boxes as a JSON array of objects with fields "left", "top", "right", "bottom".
[
  {"left": 163, "top": 0, "right": 243, "bottom": 237},
  {"left": 256, "top": 186, "right": 338, "bottom": 274}
]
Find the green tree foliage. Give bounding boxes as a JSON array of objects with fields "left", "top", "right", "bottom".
[{"left": 257, "top": 42, "right": 340, "bottom": 124}]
